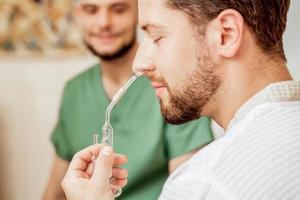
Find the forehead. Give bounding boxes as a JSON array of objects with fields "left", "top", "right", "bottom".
[
  {"left": 138, "top": 0, "right": 166, "bottom": 21},
  {"left": 78, "top": 0, "right": 134, "bottom": 6},
  {"left": 138, "top": 0, "right": 189, "bottom": 29}
]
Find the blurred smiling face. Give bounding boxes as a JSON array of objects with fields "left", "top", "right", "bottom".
[
  {"left": 75, "top": 0, "right": 138, "bottom": 60},
  {"left": 133, "top": 0, "right": 220, "bottom": 124}
]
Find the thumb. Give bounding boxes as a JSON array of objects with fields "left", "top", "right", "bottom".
[{"left": 91, "top": 146, "right": 113, "bottom": 184}]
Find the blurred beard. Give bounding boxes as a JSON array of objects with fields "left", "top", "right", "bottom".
[
  {"left": 84, "top": 35, "right": 136, "bottom": 61},
  {"left": 160, "top": 45, "right": 220, "bottom": 125}
]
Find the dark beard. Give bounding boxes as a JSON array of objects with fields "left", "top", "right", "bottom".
[
  {"left": 160, "top": 53, "right": 220, "bottom": 125},
  {"left": 84, "top": 36, "right": 136, "bottom": 61}
]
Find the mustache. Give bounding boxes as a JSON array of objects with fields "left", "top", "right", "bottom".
[
  {"left": 145, "top": 72, "right": 168, "bottom": 87},
  {"left": 89, "top": 33, "right": 118, "bottom": 37},
  {"left": 88, "top": 30, "right": 121, "bottom": 37},
  {"left": 146, "top": 73, "right": 164, "bottom": 83}
]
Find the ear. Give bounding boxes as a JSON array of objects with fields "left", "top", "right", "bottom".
[{"left": 208, "top": 9, "right": 244, "bottom": 58}]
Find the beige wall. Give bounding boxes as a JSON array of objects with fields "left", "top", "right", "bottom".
[{"left": 0, "top": 56, "right": 96, "bottom": 200}]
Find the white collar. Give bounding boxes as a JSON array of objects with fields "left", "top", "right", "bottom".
[{"left": 227, "top": 81, "right": 300, "bottom": 131}]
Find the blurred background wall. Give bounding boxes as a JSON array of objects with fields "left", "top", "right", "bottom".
[
  {"left": 0, "top": 1, "right": 299, "bottom": 200},
  {"left": 0, "top": 55, "right": 96, "bottom": 200}
]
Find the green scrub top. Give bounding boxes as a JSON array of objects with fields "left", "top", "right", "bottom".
[{"left": 51, "top": 64, "right": 213, "bottom": 200}]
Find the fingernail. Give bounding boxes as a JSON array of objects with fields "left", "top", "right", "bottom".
[{"left": 101, "top": 146, "right": 112, "bottom": 156}]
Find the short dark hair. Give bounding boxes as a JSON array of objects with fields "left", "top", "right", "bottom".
[{"left": 167, "top": 0, "right": 290, "bottom": 61}]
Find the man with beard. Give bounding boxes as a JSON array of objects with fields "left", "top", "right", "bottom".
[
  {"left": 43, "top": 0, "right": 213, "bottom": 200},
  {"left": 61, "top": 0, "right": 300, "bottom": 199}
]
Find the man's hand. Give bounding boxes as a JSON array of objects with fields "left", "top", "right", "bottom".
[{"left": 61, "top": 144, "right": 128, "bottom": 200}]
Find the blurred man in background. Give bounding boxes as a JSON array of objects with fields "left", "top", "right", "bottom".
[{"left": 43, "top": 0, "right": 213, "bottom": 199}]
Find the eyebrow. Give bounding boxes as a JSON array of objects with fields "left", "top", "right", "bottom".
[
  {"left": 110, "top": 2, "right": 129, "bottom": 8},
  {"left": 80, "top": 1, "right": 129, "bottom": 8}
]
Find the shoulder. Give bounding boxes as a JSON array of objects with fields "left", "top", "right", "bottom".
[
  {"left": 63, "top": 64, "right": 99, "bottom": 98},
  {"left": 65, "top": 64, "right": 99, "bottom": 91},
  {"left": 213, "top": 102, "right": 300, "bottom": 198},
  {"left": 241, "top": 101, "right": 300, "bottom": 138},
  {"left": 163, "top": 102, "right": 300, "bottom": 200},
  {"left": 226, "top": 101, "right": 300, "bottom": 156}
]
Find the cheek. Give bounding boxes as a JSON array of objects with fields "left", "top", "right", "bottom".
[
  {"left": 156, "top": 38, "right": 198, "bottom": 89},
  {"left": 77, "top": 14, "right": 96, "bottom": 29},
  {"left": 78, "top": 20, "right": 94, "bottom": 37},
  {"left": 113, "top": 14, "right": 137, "bottom": 31}
]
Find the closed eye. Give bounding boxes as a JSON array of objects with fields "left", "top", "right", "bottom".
[
  {"left": 82, "top": 5, "right": 98, "bottom": 15},
  {"left": 153, "top": 37, "right": 164, "bottom": 45},
  {"left": 111, "top": 4, "right": 128, "bottom": 14}
]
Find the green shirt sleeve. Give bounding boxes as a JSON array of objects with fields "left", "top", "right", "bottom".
[
  {"left": 51, "top": 84, "right": 73, "bottom": 161},
  {"left": 164, "top": 117, "right": 213, "bottom": 160}
]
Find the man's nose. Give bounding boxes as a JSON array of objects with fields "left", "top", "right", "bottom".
[
  {"left": 96, "top": 10, "right": 111, "bottom": 29},
  {"left": 132, "top": 42, "right": 154, "bottom": 73}
]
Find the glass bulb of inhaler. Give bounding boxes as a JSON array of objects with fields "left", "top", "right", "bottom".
[
  {"left": 92, "top": 133, "right": 122, "bottom": 198},
  {"left": 92, "top": 72, "right": 143, "bottom": 198}
]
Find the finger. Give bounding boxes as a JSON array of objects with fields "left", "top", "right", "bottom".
[
  {"left": 110, "top": 178, "right": 128, "bottom": 188},
  {"left": 85, "top": 156, "right": 128, "bottom": 177},
  {"left": 112, "top": 167, "right": 128, "bottom": 180},
  {"left": 85, "top": 162, "right": 94, "bottom": 177},
  {"left": 68, "top": 144, "right": 105, "bottom": 171},
  {"left": 113, "top": 154, "right": 128, "bottom": 166},
  {"left": 67, "top": 144, "right": 126, "bottom": 172},
  {"left": 93, "top": 151, "right": 127, "bottom": 166},
  {"left": 91, "top": 146, "right": 113, "bottom": 184},
  {"left": 103, "top": 191, "right": 114, "bottom": 200}
]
